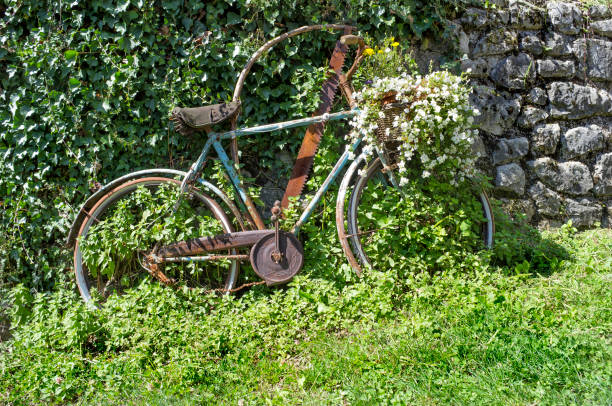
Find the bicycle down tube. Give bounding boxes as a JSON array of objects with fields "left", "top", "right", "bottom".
[{"left": 215, "top": 109, "right": 359, "bottom": 229}]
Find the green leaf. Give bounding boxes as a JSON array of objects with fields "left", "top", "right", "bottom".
[
  {"left": 64, "top": 50, "right": 78, "bottom": 60},
  {"left": 227, "top": 12, "right": 241, "bottom": 25}
]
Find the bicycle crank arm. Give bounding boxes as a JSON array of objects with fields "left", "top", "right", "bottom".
[{"left": 156, "top": 230, "right": 273, "bottom": 258}]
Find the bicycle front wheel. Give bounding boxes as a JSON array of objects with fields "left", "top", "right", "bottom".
[
  {"left": 346, "top": 157, "right": 494, "bottom": 272},
  {"left": 73, "top": 176, "right": 239, "bottom": 304}
]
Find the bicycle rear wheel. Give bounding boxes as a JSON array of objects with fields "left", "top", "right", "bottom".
[
  {"left": 73, "top": 176, "right": 239, "bottom": 304},
  {"left": 346, "top": 157, "right": 494, "bottom": 272}
]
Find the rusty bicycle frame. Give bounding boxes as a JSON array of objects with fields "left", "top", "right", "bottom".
[{"left": 145, "top": 25, "right": 385, "bottom": 273}]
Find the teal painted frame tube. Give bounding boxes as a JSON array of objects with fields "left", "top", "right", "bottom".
[{"left": 189, "top": 109, "right": 360, "bottom": 238}]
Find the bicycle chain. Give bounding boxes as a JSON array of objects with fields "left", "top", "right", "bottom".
[{"left": 207, "top": 280, "right": 266, "bottom": 294}]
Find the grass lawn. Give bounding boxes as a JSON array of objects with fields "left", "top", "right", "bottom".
[{"left": 1, "top": 228, "right": 611, "bottom": 405}]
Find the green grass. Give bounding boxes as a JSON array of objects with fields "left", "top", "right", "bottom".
[
  {"left": 579, "top": 0, "right": 612, "bottom": 8},
  {"left": 1, "top": 227, "right": 610, "bottom": 405}
]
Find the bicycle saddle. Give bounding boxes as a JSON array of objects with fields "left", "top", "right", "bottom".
[{"left": 170, "top": 101, "right": 240, "bottom": 135}]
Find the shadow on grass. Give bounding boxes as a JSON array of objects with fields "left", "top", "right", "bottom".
[{"left": 490, "top": 206, "right": 572, "bottom": 277}]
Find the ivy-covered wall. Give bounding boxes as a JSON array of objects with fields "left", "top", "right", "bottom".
[{"left": 0, "top": 0, "right": 470, "bottom": 290}]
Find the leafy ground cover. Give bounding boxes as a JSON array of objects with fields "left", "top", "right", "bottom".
[{"left": 1, "top": 223, "right": 610, "bottom": 404}]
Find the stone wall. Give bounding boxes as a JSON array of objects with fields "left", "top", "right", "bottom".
[{"left": 458, "top": 1, "right": 612, "bottom": 228}]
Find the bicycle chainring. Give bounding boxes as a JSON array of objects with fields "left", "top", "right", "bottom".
[{"left": 249, "top": 231, "right": 304, "bottom": 286}]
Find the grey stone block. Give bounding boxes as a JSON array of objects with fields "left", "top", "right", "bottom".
[
  {"left": 525, "top": 87, "right": 548, "bottom": 105},
  {"left": 490, "top": 53, "right": 535, "bottom": 89},
  {"left": 472, "top": 29, "right": 518, "bottom": 57},
  {"left": 530, "top": 157, "right": 593, "bottom": 195},
  {"left": 589, "top": 5, "right": 611, "bottom": 20},
  {"left": 560, "top": 125, "right": 605, "bottom": 159},
  {"left": 461, "top": 58, "right": 488, "bottom": 78},
  {"left": 531, "top": 123, "right": 561, "bottom": 155},
  {"left": 489, "top": 0, "right": 509, "bottom": 7},
  {"left": 529, "top": 181, "right": 562, "bottom": 217},
  {"left": 547, "top": 82, "right": 612, "bottom": 120},
  {"left": 544, "top": 31, "right": 573, "bottom": 56},
  {"left": 536, "top": 59, "right": 575, "bottom": 78},
  {"left": 495, "top": 163, "right": 526, "bottom": 195},
  {"left": 493, "top": 137, "right": 529, "bottom": 165},
  {"left": 547, "top": 2, "right": 583, "bottom": 35},
  {"left": 592, "top": 19, "right": 612, "bottom": 38},
  {"left": 517, "top": 106, "right": 548, "bottom": 128},
  {"left": 470, "top": 85, "right": 521, "bottom": 135},
  {"left": 520, "top": 33, "right": 544, "bottom": 55},
  {"left": 470, "top": 133, "right": 487, "bottom": 158},
  {"left": 593, "top": 152, "right": 612, "bottom": 196},
  {"left": 457, "top": 27, "right": 470, "bottom": 55},
  {"left": 566, "top": 198, "right": 603, "bottom": 228},
  {"left": 461, "top": 8, "right": 492, "bottom": 29},
  {"left": 573, "top": 38, "right": 612, "bottom": 81},
  {"left": 509, "top": 0, "right": 543, "bottom": 29}
]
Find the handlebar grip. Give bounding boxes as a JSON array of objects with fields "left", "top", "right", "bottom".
[{"left": 340, "top": 35, "right": 364, "bottom": 47}]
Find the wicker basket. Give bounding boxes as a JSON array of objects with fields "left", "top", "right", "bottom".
[
  {"left": 375, "top": 92, "right": 408, "bottom": 164},
  {"left": 375, "top": 102, "right": 408, "bottom": 144}
]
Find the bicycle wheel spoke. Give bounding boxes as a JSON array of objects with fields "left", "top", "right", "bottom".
[{"left": 344, "top": 225, "right": 400, "bottom": 238}]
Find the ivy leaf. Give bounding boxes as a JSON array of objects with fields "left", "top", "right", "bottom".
[
  {"left": 116, "top": 23, "right": 127, "bottom": 35},
  {"left": 116, "top": 0, "right": 130, "bottom": 12},
  {"left": 64, "top": 50, "right": 78, "bottom": 60},
  {"left": 9, "top": 94, "right": 19, "bottom": 117},
  {"left": 21, "top": 106, "right": 35, "bottom": 119},
  {"left": 227, "top": 12, "right": 241, "bottom": 25},
  {"left": 181, "top": 17, "right": 193, "bottom": 31},
  {"left": 7, "top": 66, "right": 17, "bottom": 79},
  {"left": 411, "top": 17, "right": 432, "bottom": 37}
]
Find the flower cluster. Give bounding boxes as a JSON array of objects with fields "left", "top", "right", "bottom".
[
  {"left": 353, "top": 36, "right": 415, "bottom": 83},
  {"left": 347, "top": 71, "right": 478, "bottom": 186}
]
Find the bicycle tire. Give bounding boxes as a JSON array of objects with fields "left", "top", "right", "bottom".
[
  {"left": 346, "top": 157, "right": 494, "bottom": 271},
  {"left": 73, "top": 176, "right": 239, "bottom": 304}
]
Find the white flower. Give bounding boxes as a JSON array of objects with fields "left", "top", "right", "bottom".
[{"left": 346, "top": 70, "right": 476, "bottom": 184}]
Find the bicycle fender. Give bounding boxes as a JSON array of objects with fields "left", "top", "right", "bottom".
[
  {"left": 66, "top": 168, "right": 250, "bottom": 248},
  {"left": 65, "top": 169, "right": 188, "bottom": 248},
  {"left": 335, "top": 152, "right": 368, "bottom": 275}
]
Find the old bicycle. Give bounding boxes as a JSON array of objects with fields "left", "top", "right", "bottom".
[{"left": 66, "top": 25, "right": 495, "bottom": 303}]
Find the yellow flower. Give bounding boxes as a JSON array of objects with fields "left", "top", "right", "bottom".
[
  {"left": 363, "top": 48, "right": 375, "bottom": 56},
  {"left": 390, "top": 36, "right": 395, "bottom": 42},
  {"left": 391, "top": 41, "right": 399, "bottom": 47},
  {"left": 378, "top": 50, "right": 384, "bottom": 54}
]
